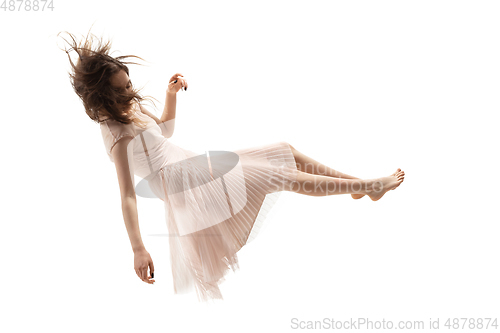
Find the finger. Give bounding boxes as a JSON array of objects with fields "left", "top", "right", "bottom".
[
  {"left": 150, "top": 261, "right": 155, "bottom": 277},
  {"left": 172, "top": 74, "right": 183, "bottom": 81},
  {"left": 145, "top": 271, "right": 154, "bottom": 284}
]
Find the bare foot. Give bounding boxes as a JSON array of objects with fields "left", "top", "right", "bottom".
[
  {"left": 351, "top": 168, "right": 402, "bottom": 200},
  {"left": 367, "top": 169, "right": 405, "bottom": 201}
]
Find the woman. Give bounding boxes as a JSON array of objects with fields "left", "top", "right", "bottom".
[{"left": 59, "top": 30, "right": 405, "bottom": 302}]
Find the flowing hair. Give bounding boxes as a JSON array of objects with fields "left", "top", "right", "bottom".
[{"left": 57, "top": 28, "right": 157, "bottom": 128}]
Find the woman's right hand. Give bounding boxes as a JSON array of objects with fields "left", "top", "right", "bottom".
[
  {"left": 134, "top": 249, "right": 155, "bottom": 284},
  {"left": 167, "top": 73, "right": 188, "bottom": 94}
]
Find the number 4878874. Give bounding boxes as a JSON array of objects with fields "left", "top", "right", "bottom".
[{"left": 1, "top": 0, "right": 54, "bottom": 11}]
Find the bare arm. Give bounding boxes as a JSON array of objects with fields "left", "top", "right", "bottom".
[
  {"left": 137, "top": 73, "right": 185, "bottom": 138},
  {"left": 161, "top": 91, "right": 177, "bottom": 123},
  {"left": 138, "top": 100, "right": 175, "bottom": 138},
  {"left": 111, "top": 136, "right": 145, "bottom": 253}
]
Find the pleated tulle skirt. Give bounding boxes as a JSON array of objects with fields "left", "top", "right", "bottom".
[{"left": 148, "top": 141, "right": 299, "bottom": 302}]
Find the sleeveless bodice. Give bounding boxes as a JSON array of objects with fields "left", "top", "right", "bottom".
[{"left": 99, "top": 103, "right": 198, "bottom": 181}]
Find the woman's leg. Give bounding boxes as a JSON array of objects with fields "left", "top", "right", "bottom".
[
  {"left": 287, "top": 143, "right": 366, "bottom": 199},
  {"left": 288, "top": 169, "right": 405, "bottom": 201}
]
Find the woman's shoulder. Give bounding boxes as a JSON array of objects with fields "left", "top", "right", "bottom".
[{"left": 100, "top": 116, "right": 137, "bottom": 138}]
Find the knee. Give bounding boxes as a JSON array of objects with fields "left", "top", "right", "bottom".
[{"left": 282, "top": 141, "right": 295, "bottom": 153}]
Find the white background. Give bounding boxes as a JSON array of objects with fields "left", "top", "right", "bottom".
[{"left": 1, "top": 0, "right": 499, "bottom": 332}]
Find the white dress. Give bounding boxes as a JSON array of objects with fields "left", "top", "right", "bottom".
[{"left": 100, "top": 103, "right": 299, "bottom": 302}]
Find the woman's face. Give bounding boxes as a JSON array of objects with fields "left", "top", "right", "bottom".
[{"left": 109, "top": 69, "right": 132, "bottom": 94}]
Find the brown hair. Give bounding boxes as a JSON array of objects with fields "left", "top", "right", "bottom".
[{"left": 58, "top": 28, "right": 157, "bottom": 128}]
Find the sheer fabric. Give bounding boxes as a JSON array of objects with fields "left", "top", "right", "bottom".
[{"left": 100, "top": 103, "right": 299, "bottom": 301}]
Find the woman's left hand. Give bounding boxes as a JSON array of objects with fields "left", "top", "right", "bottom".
[
  {"left": 134, "top": 249, "right": 155, "bottom": 284},
  {"left": 167, "top": 73, "right": 188, "bottom": 94}
]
